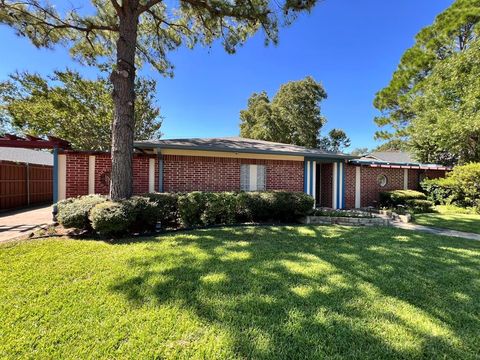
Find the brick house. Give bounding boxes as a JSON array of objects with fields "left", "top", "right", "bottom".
[{"left": 56, "top": 137, "right": 448, "bottom": 209}]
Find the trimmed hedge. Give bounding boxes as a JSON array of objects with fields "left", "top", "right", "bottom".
[
  {"left": 177, "top": 191, "right": 314, "bottom": 227},
  {"left": 379, "top": 190, "right": 427, "bottom": 207},
  {"left": 405, "top": 199, "right": 434, "bottom": 214},
  {"left": 143, "top": 193, "right": 179, "bottom": 228},
  {"left": 57, "top": 195, "right": 106, "bottom": 230},
  {"left": 56, "top": 191, "right": 314, "bottom": 237},
  {"left": 89, "top": 201, "right": 133, "bottom": 236}
]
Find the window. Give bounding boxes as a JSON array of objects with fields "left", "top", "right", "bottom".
[
  {"left": 377, "top": 174, "right": 388, "bottom": 187},
  {"left": 240, "top": 164, "right": 266, "bottom": 191}
]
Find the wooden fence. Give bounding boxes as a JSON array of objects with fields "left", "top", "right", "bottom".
[{"left": 0, "top": 160, "right": 53, "bottom": 211}]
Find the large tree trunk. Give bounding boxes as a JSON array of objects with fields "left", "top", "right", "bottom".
[{"left": 110, "top": 10, "right": 138, "bottom": 200}]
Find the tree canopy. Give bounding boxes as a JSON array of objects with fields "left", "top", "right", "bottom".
[
  {"left": 373, "top": 0, "right": 480, "bottom": 164},
  {"left": 319, "top": 128, "right": 351, "bottom": 153},
  {"left": 240, "top": 76, "right": 328, "bottom": 148},
  {"left": 0, "top": 0, "right": 319, "bottom": 199},
  {"left": 408, "top": 38, "right": 480, "bottom": 165},
  {"left": 0, "top": 70, "right": 162, "bottom": 151}
]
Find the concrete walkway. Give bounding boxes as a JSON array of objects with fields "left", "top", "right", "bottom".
[
  {"left": 0, "top": 205, "right": 53, "bottom": 242},
  {"left": 391, "top": 220, "right": 480, "bottom": 241}
]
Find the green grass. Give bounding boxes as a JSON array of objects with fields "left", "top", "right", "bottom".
[
  {"left": 414, "top": 205, "right": 480, "bottom": 234},
  {"left": 1, "top": 226, "right": 480, "bottom": 359}
]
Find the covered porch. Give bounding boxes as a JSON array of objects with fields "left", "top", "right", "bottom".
[{"left": 304, "top": 158, "right": 347, "bottom": 209}]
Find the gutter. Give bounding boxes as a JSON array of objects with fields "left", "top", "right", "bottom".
[{"left": 134, "top": 142, "right": 358, "bottom": 160}]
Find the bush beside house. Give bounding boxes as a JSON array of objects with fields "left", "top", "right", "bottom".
[
  {"left": 379, "top": 190, "right": 433, "bottom": 214},
  {"left": 56, "top": 191, "right": 314, "bottom": 237},
  {"left": 422, "top": 163, "right": 480, "bottom": 212}
]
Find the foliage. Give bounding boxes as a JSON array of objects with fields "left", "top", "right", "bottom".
[
  {"left": 374, "top": 0, "right": 480, "bottom": 164},
  {"left": 177, "top": 192, "right": 208, "bottom": 227},
  {"left": 422, "top": 163, "right": 480, "bottom": 209},
  {"left": 2, "top": 227, "right": 480, "bottom": 359},
  {"left": 408, "top": 39, "right": 480, "bottom": 164},
  {"left": 89, "top": 201, "right": 134, "bottom": 236},
  {"left": 350, "top": 147, "right": 369, "bottom": 156},
  {"left": 201, "top": 192, "right": 238, "bottom": 226},
  {"left": 373, "top": 139, "right": 408, "bottom": 152},
  {"left": 379, "top": 190, "right": 427, "bottom": 207},
  {"left": 319, "top": 128, "right": 351, "bottom": 152},
  {"left": 178, "top": 191, "right": 314, "bottom": 227},
  {"left": 124, "top": 196, "right": 159, "bottom": 232},
  {"left": 405, "top": 199, "right": 434, "bottom": 214},
  {"left": 421, "top": 178, "right": 455, "bottom": 205},
  {"left": 240, "top": 77, "right": 328, "bottom": 148},
  {"left": 56, "top": 195, "right": 106, "bottom": 229},
  {"left": 143, "top": 192, "right": 179, "bottom": 228},
  {"left": 57, "top": 191, "right": 314, "bottom": 234},
  {"left": 0, "top": 70, "right": 162, "bottom": 151}
]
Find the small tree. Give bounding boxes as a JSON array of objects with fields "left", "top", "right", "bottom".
[{"left": 1, "top": 0, "right": 319, "bottom": 199}]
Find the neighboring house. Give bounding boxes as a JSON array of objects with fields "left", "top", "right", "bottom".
[
  {"left": 0, "top": 147, "right": 53, "bottom": 210},
  {"left": 56, "top": 137, "right": 449, "bottom": 209}
]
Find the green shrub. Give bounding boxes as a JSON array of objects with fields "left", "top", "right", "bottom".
[
  {"left": 202, "top": 192, "right": 238, "bottom": 226},
  {"left": 236, "top": 192, "right": 270, "bottom": 222},
  {"left": 57, "top": 195, "right": 106, "bottom": 230},
  {"left": 177, "top": 192, "right": 208, "bottom": 227},
  {"left": 421, "top": 178, "right": 455, "bottom": 205},
  {"left": 405, "top": 199, "right": 434, "bottom": 214},
  {"left": 422, "top": 163, "right": 480, "bottom": 208},
  {"left": 143, "top": 193, "right": 179, "bottom": 228},
  {"left": 124, "top": 196, "right": 158, "bottom": 232},
  {"left": 379, "top": 190, "right": 427, "bottom": 207},
  {"left": 89, "top": 201, "right": 134, "bottom": 236},
  {"left": 177, "top": 191, "right": 314, "bottom": 227},
  {"left": 269, "top": 192, "right": 314, "bottom": 222}
]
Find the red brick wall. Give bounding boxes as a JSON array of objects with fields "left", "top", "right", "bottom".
[
  {"left": 359, "top": 167, "right": 405, "bottom": 207},
  {"left": 94, "top": 154, "right": 111, "bottom": 195},
  {"left": 344, "top": 164, "right": 356, "bottom": 209},
  {"left": 346, "top": 166, "right": 446, "bottom": 208},
  {"left": 425, "top": 169, "right": 446, "bottom": 180},
  {"left": 66, "top": 153, "right": 89, "bottom": 198},
  {"left": 65, "top": 153, "right": 157, "bottom": 198},
  {"left": 162, "top": 155, "right": 303, "bottom": 192}
]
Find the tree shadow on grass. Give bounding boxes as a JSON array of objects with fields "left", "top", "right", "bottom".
[{"left": 110, "top": 225, "right": 480, "bottom": 359}]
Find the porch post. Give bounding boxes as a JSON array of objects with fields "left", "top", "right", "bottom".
[
  {"left": 52, "top": 146, "right": 58, "bottom": 220},
  {"left": 332, "top": 162, "right": 337, "bottom": 209},
  {"left": 332, "top": 161, "right": 346, "bottom": 209},
  {"left": 304, "top": 159, "right": 317, "bottom": 207}
]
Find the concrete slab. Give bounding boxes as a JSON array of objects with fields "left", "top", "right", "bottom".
[
  {"left": 0, "top": 205, "right": 53, "bottom": 242},
  {"left": 392, "top": 221, "right": 480, "bottom": 241}
]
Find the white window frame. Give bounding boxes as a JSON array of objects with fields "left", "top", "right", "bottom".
[{"left": 240, "top": 164, "right": 266, "bottom": 191}]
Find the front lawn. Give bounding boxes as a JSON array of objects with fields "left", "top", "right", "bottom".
[
  {"left": 414, "top": 205, "right": 480, "bottom": 234},
  {"left": 1, "top": 226, "right": 479, "bottom": 359}
]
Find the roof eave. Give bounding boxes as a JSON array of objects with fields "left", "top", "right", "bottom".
[{"left": 134, "top": 141, "right": 357, "bottom": 160}]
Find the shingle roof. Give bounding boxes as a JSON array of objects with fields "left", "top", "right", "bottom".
[
  {"left": 363, "top": 151, "right": 415, "bottom": 164},
  {"left": 353, "top": 151, "right": 449, "bottom": 169},
  {"left": 0, "top": 147, "right": 53, "bottom": 166},
  {"left": 135, "top": 137, "right": 357, "bottom": 159}
]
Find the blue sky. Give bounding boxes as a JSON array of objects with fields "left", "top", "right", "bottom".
[{"left": 0, "top": 0, "right": 453, "bottom": 150}]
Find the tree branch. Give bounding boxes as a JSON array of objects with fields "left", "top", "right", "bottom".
[
  {"left": 137, "top": 0, "right": 163, "bottom": 14},
  {"left": 109, "top": 0, "right": 123, "bottom": 15}
]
